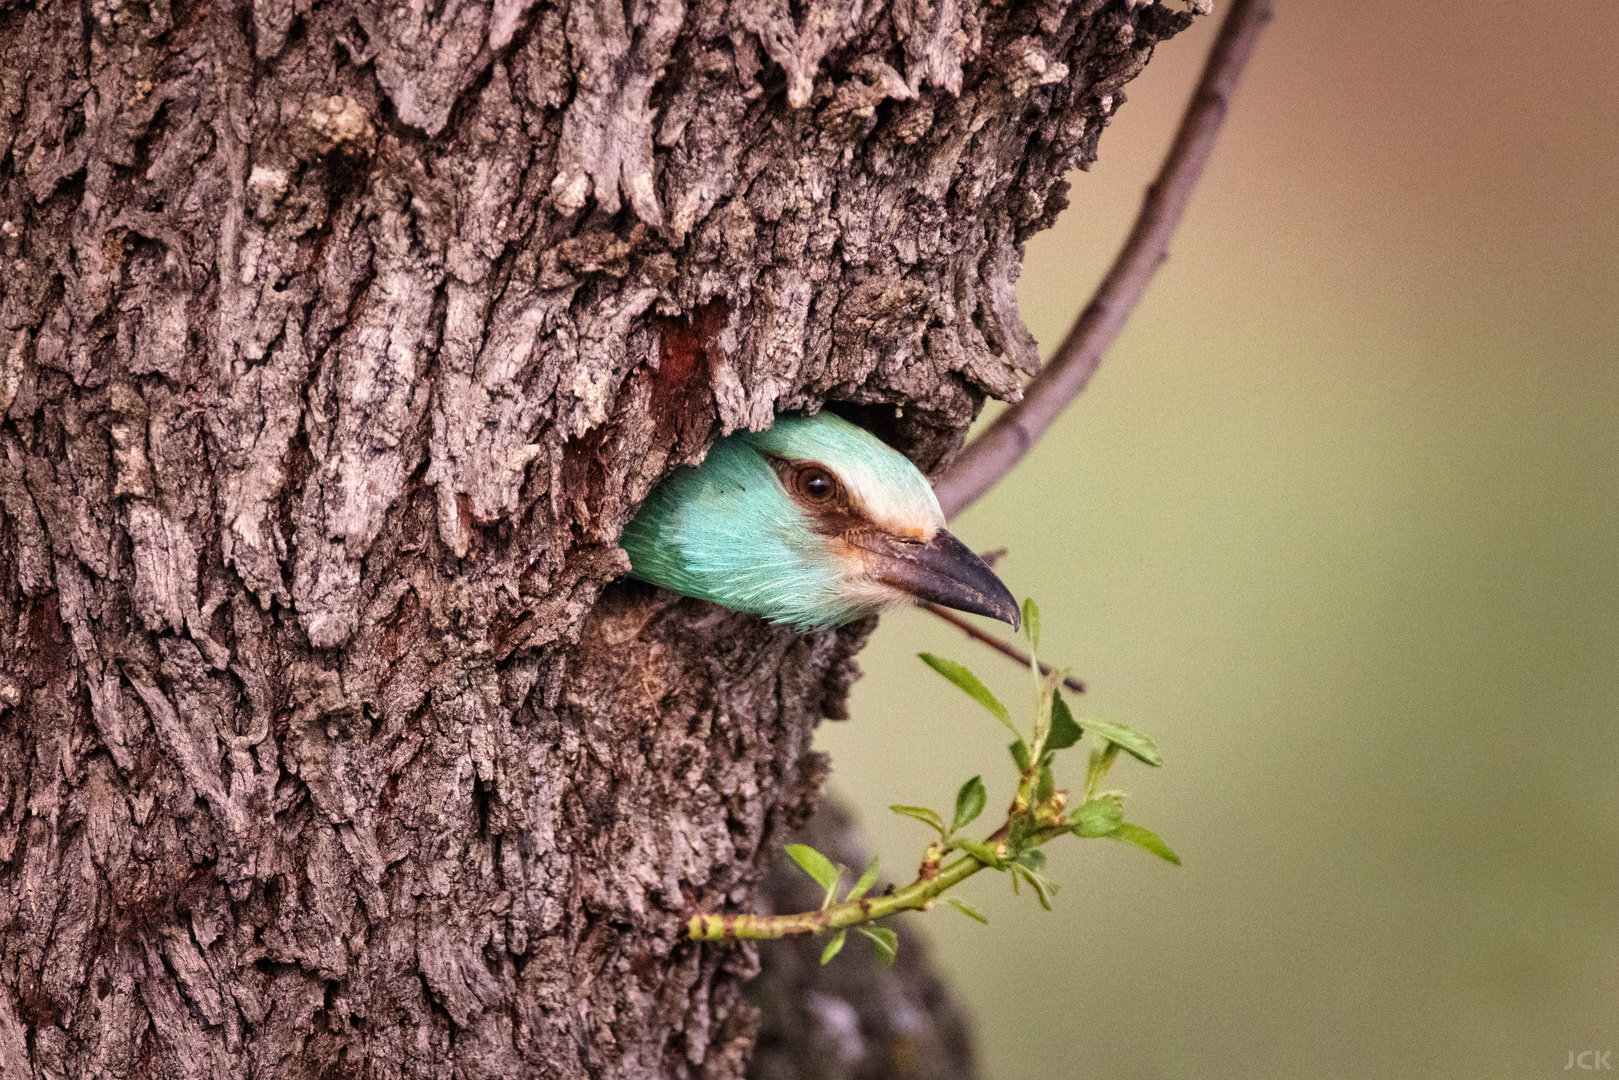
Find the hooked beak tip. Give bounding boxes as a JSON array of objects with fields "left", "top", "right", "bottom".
[{"left": 866, "top": 529, "right": 1020, "bottom": 628}]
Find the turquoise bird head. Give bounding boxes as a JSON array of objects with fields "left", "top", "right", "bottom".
[{"left": 620, "top": 412, "right": 1019, "bottom": 632}]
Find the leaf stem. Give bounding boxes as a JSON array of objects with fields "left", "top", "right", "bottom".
[
  {"left": 689, "top": 854, "right": 984, "bottom": 941},
  {"left": 688, "top": 824, "right": 1073, "bottom": 942}
]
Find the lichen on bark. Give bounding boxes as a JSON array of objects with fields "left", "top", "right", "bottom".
[{"left": 0, "top": 0, "right": 1190, "bottom": 1075}]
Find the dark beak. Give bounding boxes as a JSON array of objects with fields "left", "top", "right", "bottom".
[{"left": 861, "top": 530, "right": 1021, "bottom": 629}]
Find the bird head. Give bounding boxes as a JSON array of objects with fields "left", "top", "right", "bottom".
[{"left": 620, "top": 412, "right": 1020, "bottom": 632}]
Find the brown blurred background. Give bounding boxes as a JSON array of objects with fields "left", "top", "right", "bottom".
[{"left": 816, "top": 2, "right": 1619, "bottom": 1077}]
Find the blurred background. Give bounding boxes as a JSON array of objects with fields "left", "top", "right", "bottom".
[{"left": 815, "top": 1, "right": 1619, "bottom": 1077}]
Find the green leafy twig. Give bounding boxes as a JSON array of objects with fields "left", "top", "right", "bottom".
[{"left": 687, "top": 599, "right": 1178, "bottom": 965}]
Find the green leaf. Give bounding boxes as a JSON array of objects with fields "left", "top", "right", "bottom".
[
  {"left": 946, "top": 897, "right": 989, "bottom": 924},
  {"left": 918, "top": 654, "right": 1017, "bottom": 734},
  {"left": 785, "top": 844, "right": 840, "bottom": 894},
  {"left": 1074, "top": 795, "right": 1125, "bottom": 838},
  {"left": 951, "top": 776, "right": 987, "bottom": 834},
  {"left": 955, "top": 838, "right": 1005, "bottom": 869},
  {"left": 889, "top": 805, "right": 947, "bottom": 835},
  {"left": 1011, "top": 863, "right": 1058, "bottom": 910},
  {"left": 1111, "top": 822, "right": 1182, "bottom": 865},
  {"left": 1015, "top": 849, "right": 1047, "bottom": 872},
  {"left": 1081, "top": 716, "right": 1163, "bottom": 767},
  {"left": 856, "top": 926, "right": 898, "bottom": 966},
  {"left": 1009, "top": 739, "right": 1031, "bottom": 772},
  {"left": 1036, "top": 765, "right": 1055, "bottom": 806},
  {"left": 1046, "top": 690, "right": 1083, "bottom": 751},
  {"left": 847, "top": 856, "right": 880, "bottom": 901},
  {"left": 1086, "top": 742, "right": 1121, "bottom": 798},
  {"left": 1022, "top": 598, "right": 1041, "bottom": 652},
  {"left": 820, "top": 929, "right": 847, "bottom": 965},
  {"left": 1006, "top": 812, "right": 1031, "bottom": 851}
]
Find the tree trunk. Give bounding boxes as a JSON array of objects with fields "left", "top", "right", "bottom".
[{"left": 0, "top": 1, "right": 1188, "bottom": 1075}]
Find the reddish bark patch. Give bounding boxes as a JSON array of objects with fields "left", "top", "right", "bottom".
[
  {"left": 652, "top": 300, "right": 726, "bottom": 459},
  {"left": 557, "top": 299, "right": 727, "bottom": 541}
]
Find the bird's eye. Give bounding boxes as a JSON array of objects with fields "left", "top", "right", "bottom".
[{"left": 795, "top": 465, "right": 838, "bottom": 503}]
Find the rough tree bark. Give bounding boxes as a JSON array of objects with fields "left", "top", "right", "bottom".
[{"left": 0, "top": 1, "right": 1189, "bottom": 1075}]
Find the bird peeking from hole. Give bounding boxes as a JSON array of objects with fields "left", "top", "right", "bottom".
[{"left": 620, "top": 411, "right": 1020, "bottom": 632}]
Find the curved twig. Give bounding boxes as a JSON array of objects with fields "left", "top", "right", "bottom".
[{"left": 934, "top": 0, "right": 1273, "bottom": 520}]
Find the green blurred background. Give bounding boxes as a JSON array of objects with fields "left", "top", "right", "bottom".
[{"left": 815, "top": 2, "right": 1619, "bottom": 1077}]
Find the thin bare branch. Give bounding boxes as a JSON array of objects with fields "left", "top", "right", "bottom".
[
  {"left": 920, "top": 602, "right": 1087, "bottom": 694},
  {"left": 934, "top": 0, "right": 1274, "bottom": 520}
]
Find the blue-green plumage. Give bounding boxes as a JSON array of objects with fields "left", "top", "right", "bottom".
[{"left": 621, "top": 413, "right": 1019, "bottom": 631}]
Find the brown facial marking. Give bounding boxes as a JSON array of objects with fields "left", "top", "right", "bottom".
[{"left": 766, "top": 456, "right": 885, "bottom": 543}]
